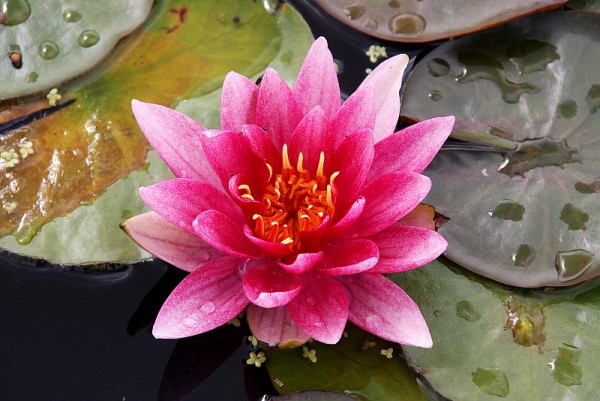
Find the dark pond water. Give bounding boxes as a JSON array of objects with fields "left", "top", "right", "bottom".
[{"left": 0, "top": 1, "right": 429, "bottom": 400}]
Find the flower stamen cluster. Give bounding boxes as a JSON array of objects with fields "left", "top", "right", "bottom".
[{"left": 243, "top": 144, "right": 339, "bottom": 253}]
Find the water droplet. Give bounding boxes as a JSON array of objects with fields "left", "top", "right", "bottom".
[
  {"left": 62, "top": 9, "right": 82, "bottom": 22},
  {"left": 201, "top": 302, "right": 215, "bottom": 314},
  {"left": 389, "top": 13, "right": 426, "bottom": 36},
  {"left": 388, "top": 0, "right": 401, "bottom": 7},
  {"left": 25, "top": 71, "right": 38, "bottom": 83},
  {"left": 363, "top": 18, "right": 378, "bottom": 30},
  {"left": 552, "top": 344, "right": 583, "bottom": 386},
  {"left": 471, "top": 368, "right": 509, "bottom": 397},
  {"left": 557, "top": 99, "right": 577, "bottom": 119},
  {"left": 490, "top": 201, "right": 525, "bottom": 222},
  {"left": 575, "top": 180, "right": 600, "bottom": 194},
  {"left": 365, "top": 315, "right": 383, "bottom": 331},
  {"left": 344, "top": 1, "right": 366, "bottom": 20},
  {"left": 498, "top": 137, "right": 578, "bottom": 177},
  {"left": 506, "top": 39, "right": 560, "bottom": 74},
  {"left": 78, "top": 30, "right": 100, "bottom": 48},
  {"left": 512, "top": 244, "right": 535, "bottom": 267},
  {"left": 183, "top": 317, "right": 197, "bottom": 327},
  {"left": 0, "top": 0, "right": 31, "bottom": 26},
  {"left": 586, "top": 84, "right": 600, "bottom": 113},
  {"left": 505, "top": 298, "right": 545, "bottom": 347},
  {"left": 559, "top": 203, "right": 589, "bottom": 231},
  {"left": 455, "top": 300, "right": 480, "bottom": 322},
  {"left": 427, "top": 58, "right": 450, "bottom": 77},
  {"left": 428, "top": 89, "right": 443, "bottom": 101},
  {"left": 38, "top": 41, "right": 59, "bottom": 60},
  {"left": 555, "top": 249, "right": 597, "bottom": 282},
  {"left": 433, "top": 309, "right": 442, "bottom": 317},
  {"left": 456, "top": 52, "right": 540, "bottom": 103}
]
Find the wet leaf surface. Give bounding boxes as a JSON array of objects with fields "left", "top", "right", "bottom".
[
  {"left": 567, "top": 0, "right": 600, "bottom": 10},
  {"left": 0, "top": 0, "right": 153, "bottom": 99},
  {"left": 313, "top": 0, "right": 566, "bottom": 43},
  {"left": 401, "top": 11, "right": 600, "bottom": 287},
  {"left": 0, "top": 0, "right": 314, "bottom": 265},
  {"left": 264, "top": 324, "right": 429, "bottom": 401},
  {"left": 393, "top": 258, "right": 600, "bottom": 400}
]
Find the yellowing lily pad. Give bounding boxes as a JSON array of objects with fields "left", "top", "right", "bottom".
[
  {"left": 393, "top": 258, "right": 600, "bottom": 401},
  {"left": 400, "top": 11, "right": 600, "bottom": 287},
  {"left": 0, "top": 0, "right": 154, "bottom": 99},
  {"left": 0, "top": 0, "right": 314, "bottom": 266},
  {"left": 313, "top": 0, "right": 566, "bottom": 43}
]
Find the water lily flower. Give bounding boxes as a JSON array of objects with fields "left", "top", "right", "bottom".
[{"left": 122, "top": 37, "right": 454, "bottom": 348}]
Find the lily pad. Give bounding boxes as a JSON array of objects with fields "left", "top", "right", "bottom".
[
  {"left": 392, "top": 258, "right": 600, "bottom": 400},
  {"left": 264, "top": 324, "right": 429, "bottom": 401},
  {"left": 400, "top": 11, "right": 600, "bottom": 287},
  {"left": 270, "top": 391, "right": 358, "bottom": 401},
  {"left": 0, "top": 0, "right": 314, "bottom": 266},
  {"left": 568, "top": 0, "right": 600, "bottom": 11},
  {"left": 0, "top": 0, "right": 154, "bottom": 99},
  {"left": 313, "top": 0, "right": 566, "bottom": 43}
]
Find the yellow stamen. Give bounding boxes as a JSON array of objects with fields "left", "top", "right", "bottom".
[
  {"left": 281, "top": 237, "right": 294, "bottom": 245},
  {"left": 241, "top": 194, "right": 255, "bottom": 201},
  {"left": 316, "top": 151, "right": 325, "bottom": 178},
  {"left": 282, "top": 144, "right": 292, "bottom": 170},
  {"left": 297, "top": 152, "right": 305, "bottom": 173}
]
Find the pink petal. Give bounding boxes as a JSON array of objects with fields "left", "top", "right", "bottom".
[
  {"left": 277, "top": 251, "right": 324, "bottom": 274},
  {"left": 368, "top": 224, "right": 447, "bottom": 273},
  {"left": 220, "top": 72, "right": 258, "bottom": 131},
  {"left": 122, "top": 212, "right": 223, "bottom": 272},
  {"left": 350, "top": 171, "right": 431, "bottom": 238},
  {"left": 139, "top": 178, "right": 243, "bottom": 234},
  {"left": 256, "top": 68, "right": 303, "bottom": 150},
  {"left": 242, "top": 124, "right": 282, "bottom": 172},
  {"left": 228, "top": 174, "right": 265, "bottom": 220},
  {"left": 357, "top": 55, "right": 409, "bottom": 142},
  {"left": 288, "top": 107, "right": 333, "bottom": 174},
  {"left": 153, "top": 257, "right": 249, "bottom": 339},
  {"left": 340, "top": 273, "right": 432, "bottom": 347},
  {"left": 293, "top": 37, "right": 341, "bottom": 117},
  {"left": 318, "top": 239, "right": 379, "bottom": 276},
  {"left": 200, "top": 130, "right": 269, "bottom": 193},
  {"left": 243, "top": 264, "right": 303, "bottom": 308},
  {"left": 368, "top": 116, "right": 455, "bottom": 182},
  {"left": 193, "top": 210, "right": 260, "bottom": 258},
  {"left": 288, "top": 273, "right": 349, "bottom": 344},
  {"left": 325, "top": 197, "right": 365, "bottom": 240},
  {"left": 331, "top": 128, "right": 374, "bottom": 212},
  {"left": 131, "top": 100, "right": 221, "bottom": 188},
  {"left": 331, "top": 83, "right": 375, "bottom": 147},
  {"left": 243, "top": 226, "right": 293, "bottom": 259},
  {"left": 246, "top": 304, "right": 310, "bottom": 348}
]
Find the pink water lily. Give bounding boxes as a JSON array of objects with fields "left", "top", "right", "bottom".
[{"left": 122, "top": 37, "right": 454, "bottom": 348}]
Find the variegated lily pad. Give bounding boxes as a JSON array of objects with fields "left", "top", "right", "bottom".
[
  {"left": 313, "top": 0, "right": 566, "bottom": 43},
  {"left": 0, "top": 0, "right": 154, "bottom": 99},
  {"left": 393, "top": 258, "right": 600, "bottom": 401},
  {"left": 0, "top": 0, "right": 314, "bottom": 266},
  {"left": 401, "top": 11, "right": 600, "bottom": 287}
]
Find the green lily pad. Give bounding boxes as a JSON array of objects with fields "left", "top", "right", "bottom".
[
  {"left": 0, "top": 0, "right": 314, "bottom": 266},
  {"left": 313, "top": 0, "right": 566, "bottom": 43},
  {"left": 264, "top": 324, "right": 429, "bottom": 401},
  {"left": 568, "top": 0, "right": 600, "bottom": 11},
  {"left": 0, "top": 0, "right": 154, "bottom": 99},
  {"left": 400, "top": 11, "right": 600, "bottom": 287},
  {"left": 392, "top": 258, "right": 600, "bottom": 400},
  {"left": 270, "top": 391, "right": 358, "bottom": 401}
]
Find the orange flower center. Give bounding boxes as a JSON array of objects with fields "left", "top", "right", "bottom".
[{"left": 238, "top": 144, "right": 339, "bottom": 252}]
